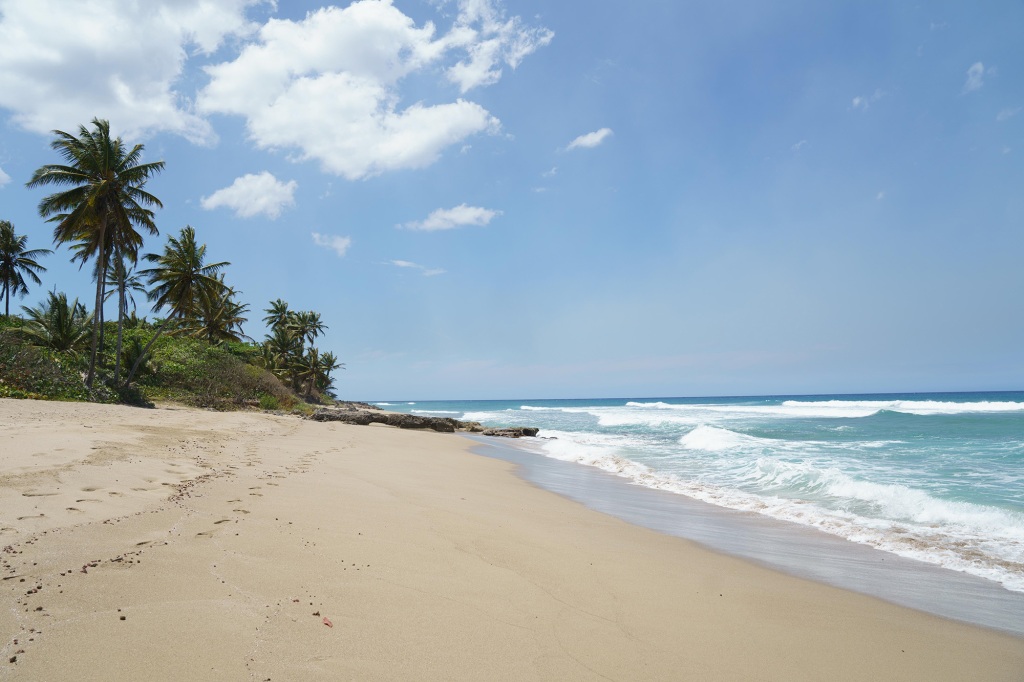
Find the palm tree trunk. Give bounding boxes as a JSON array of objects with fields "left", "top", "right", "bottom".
[
  {"left": 85, "top": 221, "right": 107, "bottom": 388},
  {"left": 114, "top": 273, "right": 126, "bottom": 384},
  {"left": 3, "top": 281, "right": 8, "bottom": 318}
]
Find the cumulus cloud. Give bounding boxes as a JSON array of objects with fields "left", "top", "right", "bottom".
[
  {"left": 198, "top": 0, "right": 549, "bottom": 179},
  {"left": 312, "top": 233, "right": 352, "bottom": 257},
  {"left": 0, "top": 0, "right": 263, "bottom": 142},
  {"left": 201, "top": 171, "right": 297, "bottom": 219},
  {"left": 401, "top": 203, "right": 500, "bottom": 231},
  {"left": 0, "top": 166, "right": 10, "bottom": 187},
  {"left": 390, "top": 259, "right": 445, "bottom": 276},
  {"left": 963, "top": 62, "right": 985, "bottom": 93},
  {"left": 444, "top": 0, "right": 554, "bottom": 92},
  {"left": 566, "top": 128, "right": 613, "bottom": 150}
]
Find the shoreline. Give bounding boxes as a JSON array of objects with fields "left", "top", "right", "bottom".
[
  {"left": 468, "top": 434, "right": 1024, "bottom": 637},
  {"left": 1, "top": 399, "right": 1022, "bottom": 680}
]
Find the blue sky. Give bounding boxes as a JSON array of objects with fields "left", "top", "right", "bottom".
[{"left": 0, "top": 0, "right": 1021, "bottom": 400}]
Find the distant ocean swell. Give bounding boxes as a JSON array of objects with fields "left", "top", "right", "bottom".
[{"left": 409, "top": 394, "right": 1024, "bottom": 593}]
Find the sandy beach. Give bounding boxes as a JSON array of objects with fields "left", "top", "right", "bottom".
[{"left": 1, "top": 399, "right": 1021, "bottom": 681}]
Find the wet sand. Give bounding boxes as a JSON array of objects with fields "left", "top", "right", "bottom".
[{"left": 1, "top": 399, "right": 1022, "bottom": 680}]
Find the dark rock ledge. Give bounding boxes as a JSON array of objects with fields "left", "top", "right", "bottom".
[{"left": 308, "top": 406, "right": 539, "bottom": 438}]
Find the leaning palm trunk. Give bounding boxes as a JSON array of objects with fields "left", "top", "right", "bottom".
[{"left": 123, "top": 316, "right": 171, "bottom": 389}]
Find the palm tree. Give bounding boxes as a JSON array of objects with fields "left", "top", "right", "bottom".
[
  {"left": 190, "top": 277, "right": 251, "bottom": 344},
  {"left": 316, "top": 351, "right": 344, "bottom": 397},
  {"left": 27, "top": 118, "right": 164, "bottom": 387},
  {"left": 125, "top": 225, "right": 228, "bottom": 387},
  {"left": 140, "top": 226, "right": 228, "bottom": 322},
  {"left": 289, "top": 310, "right": 327, "bottom": 349},
  {"left": 262, "top": 299, "right": 291, "bottom": 332},
  {"left": 0, "top": 220, "right": 51, "bottom": 318},
  {"left": 263, "top": 325, "right": 302, "bottom": 388},
  {"left": 20, "top": 290, "right": 93, "bottom": 353}
]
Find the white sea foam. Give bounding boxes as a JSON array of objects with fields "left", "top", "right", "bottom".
[
  {"left": 411, "top": 410, "right": 461, "bottom": 415},
  {"left": 524, "top": 431, "right": 1024, "bottom": 593},
  {"left": 375, "top": 402, "right": 394, "bottom": 406},
  {"left": 781, "top": 399, "right": 1024, "bottom": 416}
]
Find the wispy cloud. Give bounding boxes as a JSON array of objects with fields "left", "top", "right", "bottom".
[
  {"left": 390, "top": 259, "right": 445, "bottom": 276},
  {"left": 0, "top": 166, "right": 10, "bottom": 187},
  {"left": 996, "top": 107, "right": 1021, "bottom": 122},
  {"left": 852, "top": 89, "right": 884, "bottom": 110},
  {"left": 542, "top": 166, "right": 558, "bottom": 178},
  {"left": 791, "top": 139, "right": 808, "bottom": 152},
  {"left": 962, "top": 62, "right": 985, "bottom": 93},
  {"left": 401, "top": 204, "right": 500, "bottom": 231},
  {"left": 312, "top": 232, "right": 352, "bottom": 257},
  {"left": 876, "top": 191, "right": 886, "bottom": 201},
  {"left": 566, "top": 127, "right": 613, "bottom": 150},
  {"left": 201, "top": 171, "right": 297, "bottom": 219}
]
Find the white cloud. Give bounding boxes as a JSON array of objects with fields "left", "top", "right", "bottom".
[
  {"left": 200, "top": 171, "right": 297, "bottom": 219},
  {"left": 401, "top": 203, "right": 500, "bottom": 231},
  {"left": 198, "top": 0, "right": 549, "bottom": 179},
  {"left": 566, "top": 128, "right": 613, "bottom": 151},
  {"left": 996, "top": 107, "right": 1021, "bottom": 122},
  {"left": 963, "top": 62, "right": 985, "bottom": 93},
  {"left": 390, "top": 259, "right": 445, "bottom": 276},
  {"left": 791, "top": 139, "right": 807, "bottom": 152},
  {"left": 542, "top": 166, "right": 558, "bottom": 177},
  {"left": 0, "top": 0, "right": 263, "bottom": 142},
  {"left": 876, "top": 191, "right": 885, "bottom": 201},
  {"left": 852, "top": 89, "right": 884, "bottom": 110},
  {"left": 312, "top": 233, "right": 352, "bottom": 257},
  {"left": 0, "top": 166, "right": 10, "bottom": 187},
  {"left": 444, "top": 0, "right": 554, "bottom": 92}
]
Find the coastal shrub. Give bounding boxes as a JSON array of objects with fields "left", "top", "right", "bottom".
[
  {"left": 0, "top": 330, "right": 90, "bottom": 401},
  {"left": 258, "top": 393, "right": 280, "bottom": 410}
]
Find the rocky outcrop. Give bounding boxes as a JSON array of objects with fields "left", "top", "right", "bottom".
[
  {"left": 308, "top": 407, "right": 537, "bottom": 437},
  {"left": 481, "top": 427, "right": 540, "bottom": 438}
]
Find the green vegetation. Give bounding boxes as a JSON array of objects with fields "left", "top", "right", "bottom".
[{"left": 0, "top": 118, "right": 345, "bottom": 412}]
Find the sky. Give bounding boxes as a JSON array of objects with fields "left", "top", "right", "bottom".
[{"left": 0, "top": 0, "right": 1021, "bottom": 400}]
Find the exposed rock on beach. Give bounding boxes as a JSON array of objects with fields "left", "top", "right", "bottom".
[{"left": 309, "top": 404, "right": 539, "bottom": 437}]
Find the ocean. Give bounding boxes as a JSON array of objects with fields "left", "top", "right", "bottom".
[{"left": 377, "top": 392, "right": 1024, "bottom": 602}]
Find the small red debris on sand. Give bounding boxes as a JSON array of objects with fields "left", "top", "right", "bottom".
[{"left": 322, "top": 617, "right": 333, "bottom": 628}]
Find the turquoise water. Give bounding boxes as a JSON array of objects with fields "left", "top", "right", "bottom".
[{"left": 378, "top": 392, "right": 1024, "bottom": 592}]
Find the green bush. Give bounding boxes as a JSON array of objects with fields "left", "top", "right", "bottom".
[{"left": 0, "top": 330, "right": 90, "bottom": 402}]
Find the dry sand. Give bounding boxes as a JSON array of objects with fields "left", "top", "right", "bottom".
[{"left": 1, "top": 398, "right": 1021, "bottom": 681}]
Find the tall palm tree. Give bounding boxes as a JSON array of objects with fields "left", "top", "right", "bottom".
[
  {"left": 140, "top": 226, "right": 228, "bottom": 322},
  {"left": 125, "top": 225, "right": 228, "bottom": 387},
  {"left": 316, "top": 350, "right": 344, "bottom": 397},
  {"left": 20, "top": 290, "right": 93, "bottom": 354},
  {"left": 190, "top": 276, "right": 251, "bottom": 344},
  {"left": 0, "top": 220, "right": 51, "bottom": 318},
  {"left": 103, "top": 253, "right": 148, "bottom": 381},
  {"left": 27, "top": 118, "right": 164, "bottom": 387},
  {"left": 290, "top": 310, "right": 327, "bottom": 348},
  {"left": 262, "top": 299, "right": 291, "bottom": 332}
]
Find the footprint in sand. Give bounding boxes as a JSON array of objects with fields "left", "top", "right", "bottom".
[
  {"left": 16, "top": 515, "right": 45, "bottom": 520},
  {"left": 232, "top": 509, "right": 251, "bottom": 514},
  {"left": 107, "top": 491, "right": 124, "bottom": 497},
  {"left": 81, "top": 487, "right": 99, "bottom": 492},
  {"left": 22, "top": 491, "right": 59, "bottom": 497},
  {"left": 76, "top": 499, "right": 99, "bottom": 504},
  {"left": 66, "top": 507, "right": 84, "bottom": 513},
  {"left": 196, "top": 530, "right": 214, "bottom": 537},
  {"left": 213, "top": 519, "right": 231, "bottom": 525}
]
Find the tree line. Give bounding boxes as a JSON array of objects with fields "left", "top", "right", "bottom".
[{"left": 0, "top": 118, "right": 343, "bottom": 403}]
